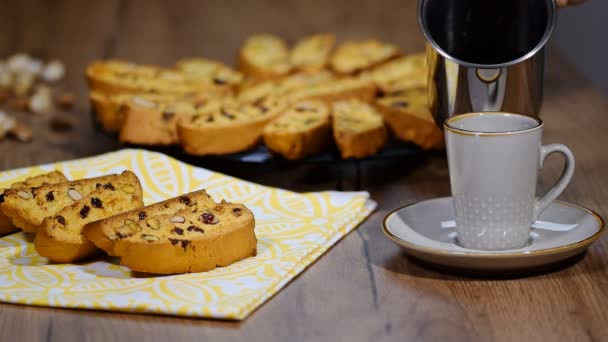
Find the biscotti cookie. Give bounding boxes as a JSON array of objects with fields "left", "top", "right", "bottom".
[
  {"left": 112, "top": 195, "right": 256, "bottom": 274},
  {"left": 90, "top": 92, "right": 180, "bottom": 132},
  {"left": 35, "top": 171, "right": 144, "bottom": 262},
  {"left": 332, "top": 100, "right": 388, "bottom": 159},
  {"left": 83, "top": 190, "right": 216, "bottom": 256},
  {"left": 178, "top": 97, "right": 288, "bottom": 155},
  {"left": 290, "top": 34, "right": 336, "bottom": 72},
  {"left": 263, "top": 100, "right": 332, "bottom": 160},
  {"left": 1, "top": 173, "right": 130, "bottom": 233},
  {"left": 237, "top": 71, "right": 335, "bottom": 104},
  {"left": 176, "top": 57, "right": 243, "bottom": 89},
  {"left": 376, "top": 88, "right": 444, "bottom": 149},
  {"left": 87, "top": 60, "right": 194, "bottom": 96},
  {"left": 367, "top": 53, "right": 427, "bottom": 94},
  {"left": 239, "top": 34, "right": 291, "bottom": 79},
  {"left": 0, "top": 171, "right": 68, "bottom": 235},
  {"left": 237, "top": 80, "right": 278, "bottom": 104},
  {"left": 330, "top": 40, "right": 401, "bottom": 74},
  {"left": 119, "top": 96, "right": 223, "bottom": 146},
  {"left": 288, "top": 77, "right": 376, "bottom": 104}
]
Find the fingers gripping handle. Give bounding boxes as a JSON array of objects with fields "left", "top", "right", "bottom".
[{"left": 534, "top": 144, "right": 575, "bottom": 221}]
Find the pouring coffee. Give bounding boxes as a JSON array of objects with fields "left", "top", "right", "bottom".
[{"left": 418, "top": 0, "right": 557, "bottom": 129}]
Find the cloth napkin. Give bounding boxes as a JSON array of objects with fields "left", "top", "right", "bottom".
[{"left": 0, "top": 149, "right": 376, "bottom": 319}]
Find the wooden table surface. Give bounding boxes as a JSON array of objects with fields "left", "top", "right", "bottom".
[{"left": 1, "top": 1, "right": 607, "bottom": 341}]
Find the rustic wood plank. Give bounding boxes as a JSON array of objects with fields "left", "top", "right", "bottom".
[{"left": 0, "top": 0, "right": 607, "bottom": 341}]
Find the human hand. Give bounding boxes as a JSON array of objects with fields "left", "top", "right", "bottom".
[{"left": 556, "top": 0, "right": 587, "bottom": 7}]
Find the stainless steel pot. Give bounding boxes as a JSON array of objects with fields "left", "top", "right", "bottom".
[{"left": 418, "top": 0, "right": 557, "bottom": 129}]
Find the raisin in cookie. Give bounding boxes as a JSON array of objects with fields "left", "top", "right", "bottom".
[
  {"left": 83, "top": 189, "right": 216, "bottom": 256},
  {"left": 239, "top": 34, "right": 291, "bottom": 79},
  {"left": 34, "top": 171, "right": 143, "bottom": 263},
  {"left": 290, "top": 34, "right": 336, "bottom": 72},
  {"left": 263, "top": 100, "right": 332, "bottom": 160},
  {"left": 107, "top": 193, "right": 256, "bottom": 274},
  {"left": 0, "top": 171, "right": 68, "bottom": 235},
  {"left": 177, "top": 97, "right": 288, "bottom": 155},
  {"left": 330, "top": 40, "right": 401, "bottom": 74},
  {"left": 376, "top": 88, "right": 444, "bottom": 149},
  {"left": 332, "top": 100, "right": 388, "bottom": 159}
]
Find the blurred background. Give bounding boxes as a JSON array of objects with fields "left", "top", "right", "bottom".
[
  {"left": 0, "top": 0, "right": 605, "bottom": 96},
  {"left": 0, "top": 0, "right": 605, "bottom": 172},
  {"left": 554, "top": 0, "right": 608, "bottom": 97}
]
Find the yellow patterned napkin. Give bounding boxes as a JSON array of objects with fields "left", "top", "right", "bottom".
[{"left": 0, "top": 149, "right": 375, "bottom": 319}]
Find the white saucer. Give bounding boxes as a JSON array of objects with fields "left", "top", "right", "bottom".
[{"left": 382, "top": 197, "right": 605, "bottom": 272}]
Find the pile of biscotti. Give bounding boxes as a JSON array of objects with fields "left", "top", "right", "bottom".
[
  {"left": 0, "top": 171, "right": 256, "bottom": 274},
  {"left": 87, "top": 33, "right": 444, "bottom": 160}
]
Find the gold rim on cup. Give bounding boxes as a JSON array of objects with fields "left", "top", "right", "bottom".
[{"left": 444, "top": 112, "right": 544, "bottom": 137}]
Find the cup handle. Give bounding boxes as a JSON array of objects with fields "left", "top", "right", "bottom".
[{"left": 533, "top": 144, "right": 575, "bottom": 221}]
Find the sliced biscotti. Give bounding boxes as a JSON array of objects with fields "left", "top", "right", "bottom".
[
  {"left": 112, "top": 195, "right": 256, "bottom": 274},
  {"left": 86, "top": 60, "right": 199, "bottom": 96},
  {"left": 34, "top": 171, "right": 143, "bottom": 263},
  {"left": 290, "top": 34, "right": 336, "bottom": 72},
  {"left": 288, "top": 77, "right": 376, "bottom": 104},
  {"left": 0, "top": 171, "right": 68, "bottom": 235},
  {"left": 177, "top": 97, "right": 288, "bottom": 155},
  {"left": 90, "top": 92, "right": 180, "bottom": 132},
  {"left": 176, "top": 57, "right": 243, "bottom": 90},
  {"left": 330, "top": 40, "right": 401, "bottom": 75},
  {"left": 0, "top": 173, "right": 126, "bottom": 233},
  {"left": 119, "top": 96, "right": 223, "bottom": 146},
  {"left": 263, "top": 100, "right": 332, "bottom": 160},
  {"left": 239, "top": 34, "right": 291, "bottom": 79},
  {"left": 332, "top": 100, "right": 388, "bottom": 159},
  {"left": 237, "top": 71, "right": 335, "bottom": 104},
  {"left": 376, "top": 88, "right": 444, "bottom": 149},
  {"left": 83, "top": 190, "right": 216, "bottom": 256},
  {"left": 367, "top": 53, "right": 427, "bottom": 94}
]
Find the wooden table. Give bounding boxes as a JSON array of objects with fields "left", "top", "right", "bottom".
[{"left": 1, "top": 1, "right": 607, "bottom": 341}]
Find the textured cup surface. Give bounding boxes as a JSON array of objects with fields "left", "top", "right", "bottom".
[{"left": 446, "top": 113, "right": 542, "bottom": 250}]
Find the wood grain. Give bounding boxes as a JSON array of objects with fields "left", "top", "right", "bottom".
[{"left": 0, "top": 0, "right": 607, "bottom": 341}]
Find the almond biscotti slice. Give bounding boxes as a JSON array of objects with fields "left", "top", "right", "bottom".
[
  {"left": 90, "top": 91, "right": 180, "bottom": 132},
  {"left": 112, "top": 196, "right": 256, "bottom": 274},
  {"left": 239, "top": 34, "right": 291, "bottom": 79},
  {"left": 176, "top": 57, "right": 243, "bottom": 90},
  {"left": 376, "top": 88, "right": 444, "bottom": 150},
  {"left": 367, "top": 53, "right": 428, "bottom": 94},
  {"left": 83, "top": 189, "right": 216, "bottom": 256},
  {"left": 237, "top": 71, "right": 335, "bottom": 104},
  {"left": 288, "top": 77, "right": 376, "bottom": 104},
  {"left": 177, "top": 97, "right": 288, "bottom": 156},
  {"left": 290, "top": 34, "right": 336, "bottom": 72},
  {"left": 119, "top": 96, "right": 224, "bottom": 146},
  {"left": 330, "top": 40, "right": 401, "bottom": 75},
  {"left": 0, "top": 171, "right": 68, "bottom": 235},
  {"left": 0, "top": 173, "right": 127, "bottom": 233},
  {"left": 332, "top": 100, "right": 388, "bottom": 159},
  {"left": 34, "top": 171, "right": 143, "bottom": 263},
  {"left": 86, "top": 60, "right": 198, "bottom": 96},
  {"left": 263, "top": 100, "right": 332, "bottom": 160}
]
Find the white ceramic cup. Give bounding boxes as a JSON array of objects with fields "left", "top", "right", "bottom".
[{"left": 445, "top": 112, "right": 575, "bottom": 250}]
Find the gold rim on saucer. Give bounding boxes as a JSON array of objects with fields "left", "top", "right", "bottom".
[{"left": 382, "top": 199, "right": 605, "bottom": 259}]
